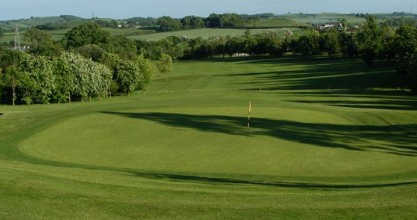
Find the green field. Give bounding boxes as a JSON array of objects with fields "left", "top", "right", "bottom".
[
  {"left": 0, "top": 29, "right": 69, "bottom": 43},
  {"left": 0, "top": 27, "right": 299, "bottom": 44},
  {"left": 130, "top": 28, "right": 299, "bottom": 41},
  {"left": 1, "top": 57, "right": 417, "bottom": 219},
  {"left": 283, "top": 13, "right": 366, "bottom": 24}
]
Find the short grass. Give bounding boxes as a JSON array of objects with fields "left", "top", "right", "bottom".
[{"left": 1, "top": 56, "right": 417, "bottom": 219}]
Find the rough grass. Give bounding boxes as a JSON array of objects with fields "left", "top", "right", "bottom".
[{"left": 1, "top": 56, "right": 417, "bottom": 219}]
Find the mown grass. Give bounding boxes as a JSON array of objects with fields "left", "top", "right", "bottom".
[{"left": 0, "top": 56, "right": 417, "bottom": 219}]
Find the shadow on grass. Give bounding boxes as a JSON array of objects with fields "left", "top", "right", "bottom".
[
  {"left": 12, "top": 149, "right": 417, "bottom": 189},
  {"left": 218, "top": 57, "right": 411, "bottom": 98},
  {"left": 1, "top": 109, "right": 416, "bottom": 189},
  {"left": 102, "top": 112, "right": 417, "bottom": 157},
  {"left": 129, "top": 171, "right": 417, "bottom": 189},
  {"left": 289, "top": 100, "right": 417, "bottom": 111}
]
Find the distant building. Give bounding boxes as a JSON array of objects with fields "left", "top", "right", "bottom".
[{"left": 314, "top": 22, "right": 345, "bottom": 32}]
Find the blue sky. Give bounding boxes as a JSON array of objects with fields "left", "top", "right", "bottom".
[{"left": 1, "top": 0, "right": 415, "bottom": 20}]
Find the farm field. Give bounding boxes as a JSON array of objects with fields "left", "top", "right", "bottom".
[
  {"left": 1, "top": 57, "right": 417, "bottom": 219},
  {"left": 0, "top": 27, "right": 300, "bottom": 44},
  {"left": 129, "top": 28, "right": 299, "bottom": 41},
  {"left": 283, "top": 13, "right": 367, "bottom": 24}
]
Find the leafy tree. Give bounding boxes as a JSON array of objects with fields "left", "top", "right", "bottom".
[
  {"left": 357, "top": 16, "right": 384, "bottom": 65},
  {"left": 181, "top": 16, "right": 205, "bottom": 29},
  {"left": 390, "top": 25, "right": 417, "bottom": 92},
  {"left": 0, "top": 50, "right": 26, "bottom": 105},
  {"left": 320, "top": 30, "right": 341, "bottom": 57},
  {"left": 157, "top": 17, "right": 183, "bottom": 32},
  {"left": 104, "top": 36, "right": 137, "bottom": 60},
  {"left": 102, "top": 53, "right": 141, "bottom": 94},
  {"left": 205, "top": 14, "right": 223, "bottom": 28},
  {"left": 76, "top": 44, "right": 106, "bottom": 62},
  {"left": 24, "top": 28, "right": 62, "bottom": 56},
  {"left": 1, "top": 66, "right": 26, "bottom": 105},
  {"left": 338, "top": 32, "right": 358, "bottom": 57},
  {"left": 136, "top": 54, "right": 155, "bottom": 89},
  {"left": 18, "top": 54, "right": 55, "bottom": 104},
  {"left": 64, "top": 22, "right": 111, "bottom": 49},
  {"left": 295, "top": 31, "right": 321, "bottom": 56},
  {"left": 221, "top": 14, "right": 244, "bottom": 27},
  {"left": 53, "top": 52, "right": 112, "bottom": 101},
  {"left": 205, "top": 13, "right": 244, "bottom": 28},
  {"left": 157, "top": 53, "right": 173, "bottom": 73}
]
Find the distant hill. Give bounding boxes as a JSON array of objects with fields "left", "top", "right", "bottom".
[
  {"left": 1, "top": 12, "right": 415, "bottom": 44},
  {"left": 0, "top": 15, "right": 86, "bottom": 31}
]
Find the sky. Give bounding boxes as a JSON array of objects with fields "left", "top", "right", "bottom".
[{"left": 1, "top": 0, "right": 416, "bottom": 20}]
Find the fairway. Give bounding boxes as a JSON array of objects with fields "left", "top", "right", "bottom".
[{"left": 1, "top": 57, "right": 417, "bottom": 219}]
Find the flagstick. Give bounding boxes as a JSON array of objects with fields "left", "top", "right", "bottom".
[{"left": 248, "top": 101, "right": 252, "bottom": 128}]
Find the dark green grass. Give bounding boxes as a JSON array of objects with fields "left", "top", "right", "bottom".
[{"left": 1, "top": 57, "right": 417, "bottom": 219}]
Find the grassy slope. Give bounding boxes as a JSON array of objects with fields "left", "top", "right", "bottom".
[{"left": 1, "top": 57, "right": 417, "bottom": 219}]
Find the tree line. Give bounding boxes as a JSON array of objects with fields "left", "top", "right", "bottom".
[
  {"left": 156, "top": 13, "right": 265, "bottom": 32},
  {"left": 1, "top": 16, "right": 417, "bottom": 105},
  {"left": 137, "top": 17, "right": 417, "bottom": 93},
  {"left": 0, "top": 23, "right": 172, "bottom": 105}
]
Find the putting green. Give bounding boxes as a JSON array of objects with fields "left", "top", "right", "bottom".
[{"left": 20, "top": 105, "right": 417, "bottom": 183}]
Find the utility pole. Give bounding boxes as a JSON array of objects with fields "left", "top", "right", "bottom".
[{"left": 14, "top": 25, "right": 21, "bottom": 51}]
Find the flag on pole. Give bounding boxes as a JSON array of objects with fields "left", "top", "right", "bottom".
[{"left": 248, "top": 101, "right": 252, "bottom": 128}]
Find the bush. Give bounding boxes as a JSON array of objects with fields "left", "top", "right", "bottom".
[
  {"left": 157, "top": 53, "right": 173, "bottom": 73},
  {"left": 53, "top": 52, "right": 112, "bottom": 102}
]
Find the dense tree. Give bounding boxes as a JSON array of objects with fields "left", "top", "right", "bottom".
[
  {"left": 64, "top": 22, "right": 111, "bottom": 49},
  {"left": 102, "top": 53, "right": 144, "bottom": 95},
  {"left": 338, "top": 32, "right": 358, "bottom": 57},
  {"left": 181, "top": 16, "right": 205, "bottom": 29},
  {"left": 76, "top": 44, "right": 106, "bottom": 62},
  {"left": 24, "top": 27, "right": 62, "bottom": 56},
  {"left": 157, "top": 53, "right": 173, "bottom": 73},
  {"left": 0, "top": 28, "right": 4, "bottom": 39},
  {"left": 157, "top": 17, "right": 183, "bottom": 32},
  {"left": 54, "top": 52, "right": 112, "bottom": 101},
  {"left": 357, "top": 16, "right": 384, "bottom": 65},
  {"left": 18, "top": 54, "right": 55, "bottom": 104},
  {"left": 136, "top": 55, "right": 156, "bottom": 89},
  {"left": 0, "top": 50, "right": 26, "bottom": 105},
  {"left": 294, "top": 31, "right": 321, "bottom": 56},
  {"left": 104, "top": 35, "right": 137, "bottom": 60},
  {"left": 205, "top": 13, "right": 244, "bottom": 28},
  {"left": 320, "top": 30, "right": 341, "bottom": 57},
  {"left": 0, "top": 51, "right": 55, "bottom": 105},
  {"left": 205, "top": 14, "right": 223, "bottom": 28},
  {"left": 1, "top": 66, "right": 26, "bottom": 105},
  {"left": 390, "top": 25, "right": 417, "bottom": 92}
]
